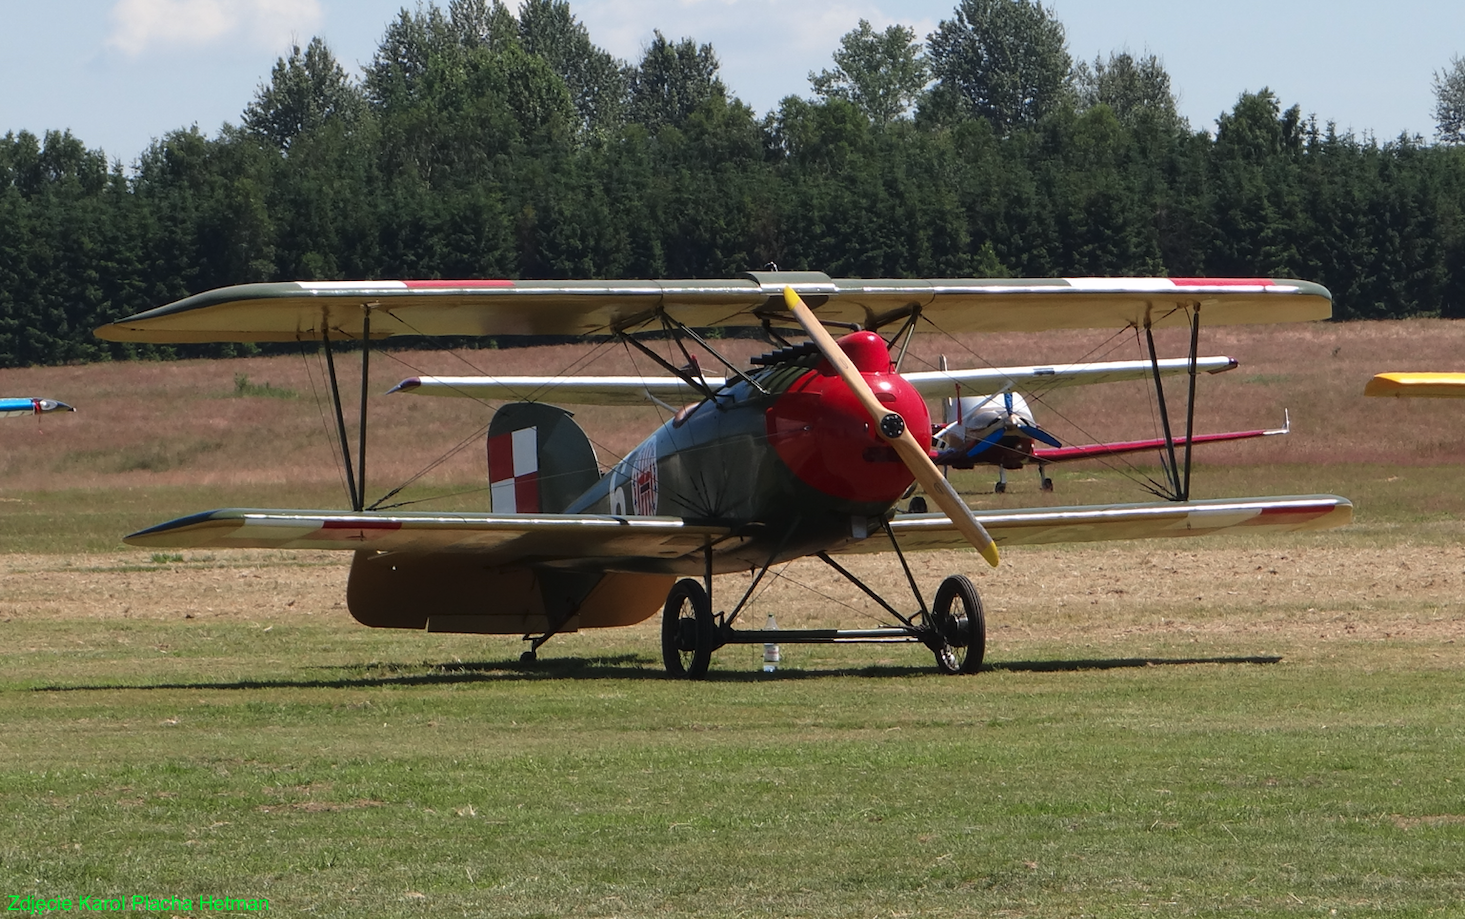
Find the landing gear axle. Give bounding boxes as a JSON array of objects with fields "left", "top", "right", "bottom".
[{"left": 657, "top": 572, "right": 988, "bottom": 678}]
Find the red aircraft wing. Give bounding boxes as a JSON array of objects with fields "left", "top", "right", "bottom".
[{"left": 1031, "top": 421, "right": 1287, "bottom": 464}]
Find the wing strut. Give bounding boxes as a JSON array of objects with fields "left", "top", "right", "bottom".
[
  {"left": 321, "top": 327, "right": 360, "bottom": 511},
  {"left": 320, "top": 309, "right": 374, "bottom": 513},
  {"left": 1181, "top": 306, "right": 1201, "bottom": 501},
  {"left": 1143, "top": 305, "right": 1202, "bottom": 502},
  {"left": 357, "top": 308, "right": 370, "bottom": 511}
]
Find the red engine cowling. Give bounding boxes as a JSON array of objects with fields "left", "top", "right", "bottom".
[{"left": 765, "top": 331, "right": 929, "bottom": 504}]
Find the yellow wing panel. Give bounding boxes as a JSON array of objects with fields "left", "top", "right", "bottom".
[{"left": 1364, "top": 372, "right": 1465, "bottom": 398}]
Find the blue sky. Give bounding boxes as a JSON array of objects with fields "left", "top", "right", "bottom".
[{"left": 3, "top": 0, "right": 1464, "bottom": 164}]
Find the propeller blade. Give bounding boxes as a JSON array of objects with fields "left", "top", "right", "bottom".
[
  {"left": 1018, "top": 424, "right": 1063, "bottom": 448},
  {"left": 783, "top": 288, "right": 998, "bottom": 568},
  {"left": 965, "top": 426, "right": 1006, "bottom": 458}
]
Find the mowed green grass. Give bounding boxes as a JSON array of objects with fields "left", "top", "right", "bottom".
[
  {"left": 3, "top": 468, "right": 1465, "bottom": 917},
  {"left": 2, "top": 624, "right": 1462, "bottom": 917}
]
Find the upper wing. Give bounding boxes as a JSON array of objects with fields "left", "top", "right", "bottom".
[
  {"left": 94, "top": 273, "right": 1332, "bottom": 343},
  {"left": 0, "top": 398, "right": 75, "bottom": 417},
  {"left": 837, "top": 495, "right": 1352, "bottom": 554},
  {"left": 387, "top": 356, "right": 1239, "bottom": 406},
  {"left": 1030, "top": 414, "right": 1289, "bottom": 464},
  {"left": 1364, "top": 372, "right": 1465, "bottom": 398}
]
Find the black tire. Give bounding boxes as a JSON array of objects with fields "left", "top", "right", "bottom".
[
  {"left": 661, "top": 578, "right": 714, "bottom": 679},
  {"left": 931, "top": 574, "right": 986, "bottom": 675}
]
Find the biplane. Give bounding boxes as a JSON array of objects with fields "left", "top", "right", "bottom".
[
  {"left": 1, "top": 397, "right": 74, "bottom": 418},
  {"left": 393, "top": 355, "right": 1291, "bottom": 494},
  {"left": 95, "top": 272, "right": 1353, "bottom": 678}
]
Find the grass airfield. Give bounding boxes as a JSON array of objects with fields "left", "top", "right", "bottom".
[{"left": 3, "top": 320, "right": 1465, "bottom": 915}]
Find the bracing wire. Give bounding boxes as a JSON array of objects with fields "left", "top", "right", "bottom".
[{"left": 299, "top": 341, "right": 353, "bottom": 507}]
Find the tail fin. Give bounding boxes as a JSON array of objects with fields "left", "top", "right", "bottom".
[{"left": 487, "top": 403, "right": 601, "bottom": 514}]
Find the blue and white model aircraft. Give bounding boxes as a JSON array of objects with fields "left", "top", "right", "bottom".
[{"left": 1, "top": 397, "right": 74, "bottom": 418}]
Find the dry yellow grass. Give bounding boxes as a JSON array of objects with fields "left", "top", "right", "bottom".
[
  {"left": 3, "top": 319, "right": 1461, "bottom": 503},
  {"left": 5, "top": 538, "right": 1461, "bottom": 665}
]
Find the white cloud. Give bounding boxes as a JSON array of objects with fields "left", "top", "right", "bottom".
[
  {"left": 571, "top": 0, "right": 925, "bottom": 111},
  {"left": 106, "top": 0, "right": 324, "bottom": 57}
]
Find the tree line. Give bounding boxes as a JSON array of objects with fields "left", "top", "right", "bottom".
[{"left": 4, "top": 0, "right": 1465, "bottom": 367}]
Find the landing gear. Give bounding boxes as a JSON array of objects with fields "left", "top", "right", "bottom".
[
  {"left": 661, "top": 578, "right": 715, "bottom": 679},
  {"left": 657, "top": 543, "right": 989, "bottom": 678},
  {"left": 929, "top": 574, "right": 986, "bottom": 674},
  {"left": 1038, "top": 465, "right": 1054, "bottom": 492}
]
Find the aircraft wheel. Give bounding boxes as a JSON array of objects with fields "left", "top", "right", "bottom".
[
  {"left": 1040, "top": 476, "right": 1054, "bottom": 492},
  {"left": 931, "top": 574, "right": 986, "bottom": 675},
  {"left": 661, "top": 578, "right": 714, "bottom": 679},
  {"left": 994, "top": 481, "right": 1007, "bottom": 494}
]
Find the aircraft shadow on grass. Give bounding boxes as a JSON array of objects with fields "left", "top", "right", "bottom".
[{"left": 34, "top": 653, "right": 1281, "bottom": 693}]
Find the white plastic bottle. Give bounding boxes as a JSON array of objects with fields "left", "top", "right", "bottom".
[{"left": 762, "top": 613, "right": 780, "bottom": 672}]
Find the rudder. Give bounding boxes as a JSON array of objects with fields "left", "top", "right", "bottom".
[{"left": 487, "top": 403, "right": 600, "bottom": 513}]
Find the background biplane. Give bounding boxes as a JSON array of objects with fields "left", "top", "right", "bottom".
[
  {"left": 1, "top": 397, "right": 74, "bottom": 418},
  {"left": 95, "top": 272, "right": 1352, "bottom": 678}
]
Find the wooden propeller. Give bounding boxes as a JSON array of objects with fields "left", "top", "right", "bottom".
[{"left": 783, "top": 287, "right": 999, "bottom": 567}]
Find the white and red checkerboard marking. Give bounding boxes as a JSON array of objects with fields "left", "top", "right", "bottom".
[{"left": 489, "top": 426, "right": 538, "bottom": 513}]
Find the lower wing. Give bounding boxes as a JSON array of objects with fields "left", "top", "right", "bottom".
[
  {"left": 838, "top": 495, "right": 1352, "bottom": 554},
  {"left": 123, "top": 495, "right": 1350, "bottom": 561}
]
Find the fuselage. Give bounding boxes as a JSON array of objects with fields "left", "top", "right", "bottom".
[{"left": 565, "top": 331, "right": 929, "bottom": 574}]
